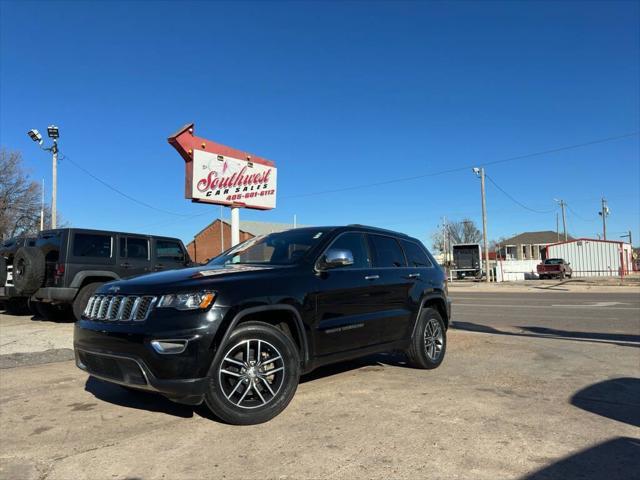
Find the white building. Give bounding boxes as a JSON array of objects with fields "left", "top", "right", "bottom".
[{"left": 546, "top": 238, "right": 633, "bottom": 277}]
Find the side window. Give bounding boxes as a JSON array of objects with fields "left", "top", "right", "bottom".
[
  {"left": 326, "top": 233, "right": 370, "bottom": 268},
  {"left": 126, "top": 237, "right": 149, "bottom": 260},
  {"left": 369, "top": 235, "right": 406, "bottom": 268},
  {"left": 401, "top": 240, "right": 433, "bottom": 268},
  {"left": 119, "top": 237, "right": 126, "bottom": 257},
  {"left": 155, "top": 240, "right": 185, "bottom": 261},
  {"left": 73, "top": 233, "right": 112, "bottom": 258}
]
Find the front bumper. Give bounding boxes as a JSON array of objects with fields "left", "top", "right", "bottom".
[{"left": 73, "top": 311, "right": 225, "bottom": 404}]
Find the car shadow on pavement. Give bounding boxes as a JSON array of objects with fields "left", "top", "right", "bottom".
[
  {"left": 83, "top": 353, "right": 411, "bottom": 421},
  {"left": 84, "top": 377, "right": 195, "bottom": 418},
  {"left": 300, "top": 352, "right": 409, "bottom": 384},
  {"left": 521, "top": 437, "right": 640, "bottom": 480},
  {"left": 453, "top": 321, "right": 640, "bottom": 348},
  {"left": 570, "top": 377, "right": 640, "bottom": 427}
]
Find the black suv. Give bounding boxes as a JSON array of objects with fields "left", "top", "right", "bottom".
[
  {"left": 74, "top": 225, "right": 450, "bottom": 425},
  {"left": 11, "top": 228, "right": 192, "bottom": 320}
]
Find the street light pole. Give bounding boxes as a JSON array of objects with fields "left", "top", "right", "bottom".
[
  {"left": 51, "top": 139, "right": 58, "bottom": 229},
  {"left": 27, "top": 125, "right": 59, "bottom": 229},
  {"left": 473, "top": 167, "right": 490, "bottom": 283}
]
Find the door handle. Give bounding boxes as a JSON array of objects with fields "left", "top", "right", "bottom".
[
  {"left": 406, "top": 273, "right": 421, "bottom": 279},
  {"left": 120, "top": 262, "right": 130, "bottom": 268},
  {"left": 154, "top": 264, "right": 165, "bottom": 271},
  {"left": 364, "top": 275, "right": 380, "bottom": 281}
]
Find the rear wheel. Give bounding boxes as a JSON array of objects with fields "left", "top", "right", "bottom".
[
  {"left": 205, "top": 321, "right": 300, "bottom": 425},
  {"left": 405, "top": 307, "right": 447, "bottom": 369},
  {"left": 72, "top": 282, "right": 103, "bottom": 321}
]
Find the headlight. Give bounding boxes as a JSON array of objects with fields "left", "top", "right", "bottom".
[{"left": 157, "top": 291, "right": 215, "bottom": 311}]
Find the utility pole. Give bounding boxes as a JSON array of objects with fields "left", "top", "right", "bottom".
[
  {"left": 473, "top": 168, "right": 490, "bottom": 282},
  {"left": 621, "top": 231, "right": 632, "bottom": 246},
  {"left": 556, "top": 213, "right": 559, "bottom": 242},
  {"left": 599, "top": 197, "right": 609, "bottom": 240},
  {"left": 554, "top": 199, "right": 568, "bottom": 241}
]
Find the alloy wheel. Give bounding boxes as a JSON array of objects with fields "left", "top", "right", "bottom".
[
  {"left": 218, "top": 339, "right": 286, "bottom": 409},
  {"left": 423, "top": 318, "right": 444, "bottom": 361}
]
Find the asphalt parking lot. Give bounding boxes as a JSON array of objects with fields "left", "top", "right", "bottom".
[{"left": 1, "top": 288, "right": 639, "bottom": 480}]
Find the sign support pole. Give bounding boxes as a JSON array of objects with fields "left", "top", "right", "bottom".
[{"left": 231, "top": 207, "right": 240, "bottom": 246}]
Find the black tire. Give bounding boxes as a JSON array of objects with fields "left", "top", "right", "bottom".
[
  {"left": 72, "top": 282, "right": 103, "bottom": 321},
  {"left": 5, "top": 297, "right": 30, "bottom": 315},
  {"left": 35, "top": 302, "right": 73, "bottom": 322},
  {"left": 559, "top": 271, "right": 566, "bottom": 280},
  {"left": 405, "top": 307, "right": 447, "bottom": 370},
  {"left": 12, "top": 247, "right": 45, "bottom": 295},
  {"left": 205, "top": 321, "right": 300, "bottom": 425},
  {"left": 0, "top": 256, "right": 7, "bottom": 286}
]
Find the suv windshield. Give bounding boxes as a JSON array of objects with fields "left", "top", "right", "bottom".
[{"left": 208, "top": 229, "right": 327, "bottom": 266}]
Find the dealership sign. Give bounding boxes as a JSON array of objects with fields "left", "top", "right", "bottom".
[
  {"left": 168, "top": 123, "right": 277, "bottom": 210},
  {"left": 192, "top": 149, "right": 277, "bottom": 209}
]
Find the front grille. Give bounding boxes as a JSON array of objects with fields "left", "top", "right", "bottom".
[
  {"left": 77, "top": 350, "right": 147, "bottom": 385},
  {"left": 83, "top": 294, "right": 157, "bottom": 321}
]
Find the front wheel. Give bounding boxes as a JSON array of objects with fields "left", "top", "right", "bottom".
[
  {"left": 205, "top": 321, "right": 300, "bottom": 425},
  {"left": 405, "top": 308, "right": 447, "bottom": 369}
]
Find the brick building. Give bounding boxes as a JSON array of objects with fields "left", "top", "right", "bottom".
[{"left": 187, "top": 219, "right": 300, "bottom": 263}]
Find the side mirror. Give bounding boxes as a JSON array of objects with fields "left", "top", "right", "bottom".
[{"left": 321, "top": 249, "right": 354, "bottom": 269}]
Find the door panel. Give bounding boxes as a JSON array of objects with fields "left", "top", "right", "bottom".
[
  {"left": 367, "top": 235, "right": 414, "bottom": 342},
  {"left": 313, "top": 232, "right": 380, "bottom": 355},
  {"left": 314, "top": 269, "right": 383, "bottom": 355},
  {"left": 119, "top": 236, "right": 150, "bottom": 278}
]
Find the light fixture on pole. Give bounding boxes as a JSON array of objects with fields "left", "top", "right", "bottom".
[{"left": 27, "top": 125, "right": 60, "bottom": 229}]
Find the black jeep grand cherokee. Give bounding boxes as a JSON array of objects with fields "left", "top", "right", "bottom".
[{"left": 74, "top": 225, "right": 450, "bottom": 425}]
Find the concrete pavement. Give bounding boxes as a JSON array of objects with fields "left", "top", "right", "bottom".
[{"left": 1, "top": 290, "right": 638, "bottom": 479}]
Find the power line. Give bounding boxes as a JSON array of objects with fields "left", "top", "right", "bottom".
[
  {"left": 565, "top": 202, "right": 598, "bottom": 223},
  {"left": 282, "top": 131, "right": 639, "bottom": 199},
  {"left": 485, "top": 174, "right": 555, "bottom": 214},
  {"left": 59, "top": 153, "right": 193, "bottom": 217}
]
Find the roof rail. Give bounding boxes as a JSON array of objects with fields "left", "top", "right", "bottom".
[{"left": 346, "top": 224, "right": 409, "bottom": 237}]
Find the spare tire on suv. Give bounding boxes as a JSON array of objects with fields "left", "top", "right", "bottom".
[{"left": 12, "top": 247, "right": 45, "bottom": 295}]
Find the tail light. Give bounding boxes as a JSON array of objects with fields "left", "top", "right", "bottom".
[{"left": 54, "top": 264, "right": 65, "bottom": 278}]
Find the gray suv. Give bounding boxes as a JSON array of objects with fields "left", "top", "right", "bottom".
[{"left": 10, "top": 228, "right": 192, "bottom": 320}]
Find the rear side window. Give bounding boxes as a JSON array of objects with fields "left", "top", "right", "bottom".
[
  {"left": 401, "top": 240, "right": 432, "bottom": 268},
  {"left": 327, "top": 233, "right": 370, "bottom": 268},
  {"left": 155, "top": 240, "right": 184, "bottom": 260},
  {"left": 368, "top": 235, "right": 406, "bottom": 268},
  {"left": 73, "top": 233, "right": 112, "bottom": 258},
  {"left": 126, "top": 237, "right": 149, "bottom": 259}
]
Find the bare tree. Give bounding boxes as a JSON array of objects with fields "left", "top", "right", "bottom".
[
  {"left": 431, "top": 218, "right": 482, "bottom": 253},
  {"left": 0, "top": 149, "right": 64, "bottom": 241}
]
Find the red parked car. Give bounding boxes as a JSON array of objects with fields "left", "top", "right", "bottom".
[{"left": 537, "top": 258, "right": 573, "bottom": 280}]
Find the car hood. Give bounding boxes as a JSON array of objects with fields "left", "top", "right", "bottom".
[{"left": 98, "top": 263, "right": 288, "bottom": 295}]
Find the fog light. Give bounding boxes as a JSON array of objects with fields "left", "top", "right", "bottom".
[{"left": 151, "top": 340, "right": 188, "bottom": 354}]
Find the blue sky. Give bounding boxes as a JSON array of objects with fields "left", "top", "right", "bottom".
[{"left": 1, "top": 1, "right": 638, "bottom": 247}]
